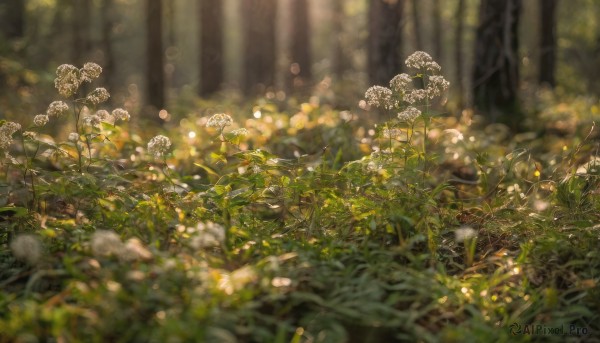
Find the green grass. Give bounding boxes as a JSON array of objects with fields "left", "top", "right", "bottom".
[{"left": 0, "top": 59, "right": 599, "bottom": 342}]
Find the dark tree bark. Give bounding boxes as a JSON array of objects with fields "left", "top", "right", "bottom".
[
  {"left": 455, "top": 0, "right": 465, "bottom": 110},
  {"left": 538, "top": 0, "right": 558, "bottom": 88},
  {"left": 72, "top": 0, "right": 93, "bottom": 65},
  {"left": 101, "top": 0, "right": 117, "bottom": 95},
  {"left": 411, "top": 0, "right": 423, "bottom": 50},
  {"left": 146, "top": 0, "right": 165, "bottom": 111},
  {"left": 368, "top": 0, "right": 405, "bottom": 86},
  {"left": 242, "top": 0, "right": 277, "bottom": 95},
  {"left": 472, "top": 0, "right": 522, "bottom": 128},
  {"left": 331, "top": 0, "right": 347, "bottom": 80},
  {"left": 431, "top": 0, "right": 443, "bottom": 61},
  {"left": 288, "top": 0, "right": 312, "bottom": 93},
  {"left": 0, "top": 0, "right": 25, "bottom": 39},
  {"left": 199, "top": 0, "right": 224, "bottom": 96}
]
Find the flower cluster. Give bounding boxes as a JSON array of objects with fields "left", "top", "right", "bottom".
[
  {"left": 86, "top": 87, "right": 110, "bottom": 105},
  {"left": 10, "top": 234, "right": 43, "bottom": 265},
  {"left": 397, "top": 106, "right": 422, "bottom": 123},
  {"left": 112, "top": 108, "right": 130, "bottom": 121},
  {"left": 45, "top": 102, "right": 67, "bottom": 119},
  {"left": 230, "top": 128, "right": 248, "bottom": 137},
  {"left": 83, "top": 114, "right": 101, "bottom": 128},
  {"left": 364, "top": 51, "right": 449, "bottom": 115},
  {"left": 147, "top": 135, "right": 172, "bottom": 157},
  {"left": 33, "top": 114, "right": 49, "bottom": 127},
  {"left": 54, "top": 62, "right": 103, "bottom": 98},
  {"left": 365, "top": 86, "right": 394, "bottom": 110},
  {"left": 68, "top": 132, "right": 80, "bottom": 142},
  {"left": 0, "top": 121, "right": 21, "bottom": 151},
  {"left": 206, "top": 113, "right": 233, "bottom": 130},
  {"left": 405, "top": 51, "right": 441, "bottom": 71}
]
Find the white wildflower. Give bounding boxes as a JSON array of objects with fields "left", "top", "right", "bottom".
[
  {"left": 405, "top": 51, "right": 434, "bottom": 70},
  {"left": 381, "top": 128, "right": 407, "bottom": 141},
  {"left": 86, "top": 87, "right": 110, "bottom": 105},
  {"left": 404, "top": 89, "right": 427, "bottom": 104},
  {"left": 95, "top": 110, "right": 113, "bottom": 123},
  {"left": 90, "top": 230, "right": 124, "bottom": 257},
  {"left": 231, "top": 128, "right": 248, "bottom": 137},
  {"left": 46, "top": 100, "right": 69, "bottom": 117},
  {"left": 83, "top": 114, "right": 101, "bottom": 128},
  {"left": 190, "top": 221, "right": 226, "bottom": 249},
  {"left": 426, "top": 75, "right": 450, "bottom": 99},
  {"left": 455, "top": 227, "right": 477, "bottom": 242},
  {"left": 206, "top": 113, "right": 233, "bottom": 130},
  {"left": 33, "top": 114, "right": 49, "bottom": 127},
  {"left": 80, "top": 62, "right": 102, "bottom": 82},
  {"left": 68, "top": 132, "right": 80, "bottom": 142},
  {"left": 365, "top": 86, "right": 394, "bottom": 110},
  {"left": 10, "top": 234, "right": 43, "bottom": 265},
  {"left": 112, "top": 108, "right": 130, "bottom": 121},
  {"left": 54, "top": 64, "right": 81, "bottom": 97},
  {"left": 390, "top": 73, "right": 412, "bottom": 93},
  {"left": 397, "top": 106, "right": 422, "bottom": 122},
  {"left": 0, "top": 121, "right": 21, "bottom": 150},
  {"left": 147, "top": 135, "right": 171, "bottom": 157}
]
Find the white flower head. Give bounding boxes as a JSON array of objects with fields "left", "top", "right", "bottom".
[
  {"left": 426, "top": 75, "right": 450, "bottom": 99},
  {"left": 147, "top": 135, "right": 172, "bottom": 157},
  {"left": 231, "top": 128, "right": 248, "bottom": 137},
  {"left": 405, "top": 51, "right": 434, "bottom": 70},
  {"left": 397, "top": 106, "right": 422, "bottom": 122},
  {"left": 11, "top": 234, "right": 43, "bottom": 265},
  {"left": 91, "top": 230, "right": 124, "bottom": 257},
  {"left": 206, "top": 113, "right": 233, "bottom": 130},
  {"left": 86, "top": 87, "right": 110, "bottom": 105},
  {"left": 365, "top": 86, "right": 394, "bottom": 110},
  {"left": 189, "top": 221, "right": 226, "bottom": 249},
  {"left": 68, "top": 132, "right": 80, "bottom": 142},
  {"left": 83, "top": 114, "right": 101, "bottom": 128},
  {"left": 390, "top": 73, "right": 413, "bottom": 93},
  {"left": 455, "top": 226, "right": 477, "bottom": 242},
  {"left": 80, "top": 62, "right": 102, "bottom": 82},
  {"left": 54, "top": 64, "right": 81, "bottom": 97},
  {"left": 23, "top": 131, "right": 37, "bottom": 140},
  {"left": 47, "top": 100, "right": 69, "bottom": 117},
  {"left": 33, "top": 114, "right": 49, "bottom": 127},
  {"left": 0, "top": 121, "right": 21, "bottom": 150},
  {"left": 112, "top": 108, "right": 130, "bottom": 121},
  {"left": 95, "top": 109, "right": 113, "bottom": 123}
]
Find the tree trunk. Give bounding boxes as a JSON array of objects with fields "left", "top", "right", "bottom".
[
  {"left": 242, "top": 0, "right": 277, "bottom": 96},
  {"left": 331, "top": 0, "right": 347, "bottom": 80},
  {"left": 472, "top": 0, "right": 522, "bottom": 129},
  {"left": 288, "top": 0, "right": 312, "bottom": 94},
  {"left": 455, "top": 0, "right": 465, "bottom": 110},
  {"left": 538, "top": 0, "right": 558, "bottom": 88},
  {"left": 199, "top": 0, "right": 224, "bottom": 96},
  {"left": 101, "top": 0, "right": 117, "bottom": 96},
  {"left": 431, "top": 0, "right": 443, "bottom": 61},
  {"left": 0, "top": 0, "right": 25, "bottom": 39},
  {"left": 146, "top": 0, "right": 165, "bottom": 111},
  {"left": 411, "top": 0, "right": 423, "bottom": 51},
  {"left": 72, "top": 0, "right": 93, "bottom": 65},
  {"left": 368, "top": 0, "right": 405, "bottom": 86}
]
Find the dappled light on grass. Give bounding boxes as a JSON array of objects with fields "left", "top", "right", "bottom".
[{"left": 1, "top": 57, "right": 599, "bottom": 341}]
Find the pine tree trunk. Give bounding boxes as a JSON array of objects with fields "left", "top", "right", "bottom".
[
  {"left": 368, "top": 0, "right": 405, "bottom": 86},
  {"left": 0, "top": 0, "right": 25, "bottom": 39},
  {"left": 288, "top": 0, "right": 312, "bottom": 94},
  {"left": 538, "top": 0, "right": 558, "bottom": 88},
  {"left": 411, "top": 0, "right": 423, "bottom": 51},
  {"left": 242, "top": 0, "right": 277, "bottom": 95},
  {"left": 146, "top": 0, "right": 165, "bottom": 111},
  {"left": 455, "top": 0, "right": 465, "bottom": 110},
  {"left": 199, "top": 0, "right": 224, "bottom": 96},
  {"left": 431, "top": 0, "right": 443, "bottom": 61},
  {"left": 72, "top": 0, "right": 93, "bottom": 65},
  {"left": 472, "top": 0, "right": 522, "bottom": 128},
  {"left": 101, "top": 0, "right": 117, "bottom": 97},
  {"left": 331, "top": 0, "right": 346, "bottom": 80}
]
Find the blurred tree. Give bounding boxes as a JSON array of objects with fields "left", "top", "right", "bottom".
[
  {"left": 199, "top": 0, "right": 224, "bottom": 96},
  {"left": 101, "top": 0, "right": 117, "bottom": 95},
  {"left": 411, "top": 0, "right": 423, "bottom": 50},
  {"left": 472, "top": 0, "right": 522, "bottom": 128},
  {"left": 539, "top": 0, "right": 558, "bottom": 88},
  {"left": 368, "top": 0, "right": 405, "bottom": 86},
  {"left": 72, "top": 0, "right": 93, "bottom": 65},
  {"left": 288, "top": 0, "right": 312, "bottom": 94},
  {"left": 0, "top": 0, "right": 25, "bottom": 40},
  {"left": 242, "top": 0, "right": 277, "bottom": 95},
  {"left": 431, "top": 0, "right": 442, "bottom": 61},
  {"left": 331, "top": 0, "right": 347, "bottom": 81},
  {"left": 455, "top": 0, "right": 465, "bottom": 110},
  {"left": 146, "top": 0, "right": 165, "bottom": 112}
]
